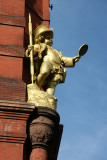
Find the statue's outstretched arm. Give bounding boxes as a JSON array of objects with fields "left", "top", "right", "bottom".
[
  {"left": 61, "top": 44, "right": 88, "bottom": 67},
  {"left": 61, "top": 56, "right": 77, "bottom": 67}
]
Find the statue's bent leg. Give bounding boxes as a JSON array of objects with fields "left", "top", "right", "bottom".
[
  {"left": 46, "top": 74, "right": 61, "bottom": 95},
  {"left": 46, "top": 87, "right": 55, "bottom": 95},
  {"left": 36, "top": 61, "right": 52, "bottom": 88}
]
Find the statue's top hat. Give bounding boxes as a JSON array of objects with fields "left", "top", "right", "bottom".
[{"left": 33, "top": 24, "right": 53, "bottom": 39}]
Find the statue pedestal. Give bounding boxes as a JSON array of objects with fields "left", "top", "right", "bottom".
[
  {"left": 27, "top": 83, "right": 57, "bottom": 110},
  {"left": 0, "top": 100, "right": 63, "bottom": 160},
  {"left": 29, "top": 107, "right": 60, "bottom": 160}
]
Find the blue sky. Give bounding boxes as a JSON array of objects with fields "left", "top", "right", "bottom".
[{"left": 49, "top": 0, "right": 107, "bottom": 160}]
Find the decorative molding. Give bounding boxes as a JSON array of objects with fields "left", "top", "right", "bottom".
[
  {"left": 0, "top": 100, "right": 35, "bottom": 113},
  {"left": 29, "top": 107, "right": 60, "bottom": 150},
  {"left": 0, "top": 100, "right": 35, "bottom": 144}
]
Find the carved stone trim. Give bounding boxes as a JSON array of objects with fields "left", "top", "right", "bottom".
[
  {"left": 0, "top": 100, "right": 35, "bottom": 144},
  {"left": 29, "top": 107, "right": 60, "bottom": 150}
]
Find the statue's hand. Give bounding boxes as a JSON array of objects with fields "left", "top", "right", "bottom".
[
  {"left": 25, "top": 45, "right": 34, "bottom": 57},
  {"left": 73, "top": 56, "right": 81, "bottom": 62},
  {"left": 28, "top": 45, "right": 34, "bottom": 52}
]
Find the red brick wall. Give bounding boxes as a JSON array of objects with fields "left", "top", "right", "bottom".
[
  {"left": 0, "top": 143, "right": 23, "bottom": 160},
  {"left": 0, "top": 56, "right": 23, "bottom": 79},
  {"left": 0, "top": 25, "right": 24, "bottom": 46},
  {"left": 0, "top": 0, "right": 25, "bottom": 17},
  {"left": 0, "top": 0, "right": 26, "bottom": 101}
]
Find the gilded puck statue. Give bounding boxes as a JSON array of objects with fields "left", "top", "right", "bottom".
[{"left": 25, "top": 14, "right": 88, "bottom": 110}]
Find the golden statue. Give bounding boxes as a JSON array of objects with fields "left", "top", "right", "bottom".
[{"left": 25, "top": 14, "right": 88, "bottom": 110}]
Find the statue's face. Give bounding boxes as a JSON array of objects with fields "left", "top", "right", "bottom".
[
  {"left": 44, "top": 37, "right": 53, "bottom": 46},
  {"left": 42, "top": 32, "right": 53, "bottom": 46}
]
